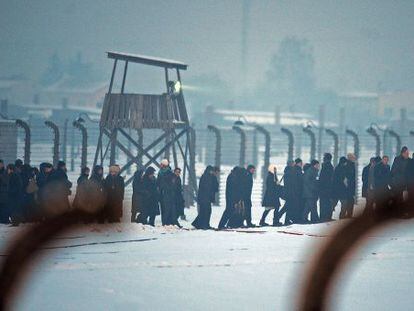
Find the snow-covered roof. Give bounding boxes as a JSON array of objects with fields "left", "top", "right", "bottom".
[{"left": 107, "top": 51, "right": 188, "bottom": 70}]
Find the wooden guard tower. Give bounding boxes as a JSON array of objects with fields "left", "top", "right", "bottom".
[{"left": 94, "top": 51, "right": 197, "bottom": 199}]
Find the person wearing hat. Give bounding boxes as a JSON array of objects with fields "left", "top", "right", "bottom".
[
  {"left": 136, "top": 167, "right": 160, "bottom": 226},
  {"left": 103, "top": 164, "right": 125, "bottom": 223},
  {"left": 157, "top": 159, "right": 181, "bottom": 227}
]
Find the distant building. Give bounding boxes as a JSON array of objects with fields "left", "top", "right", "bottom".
[
  {"left": 0, "top": 76, "right": 37, "bottom": 106},
  {"left": 378, "top": 91, "right": 414, "bottom": 118}
]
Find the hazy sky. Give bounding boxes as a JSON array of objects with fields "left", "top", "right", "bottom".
[{"left": 1, "top": 0, "right": 414, "bottom": 94}]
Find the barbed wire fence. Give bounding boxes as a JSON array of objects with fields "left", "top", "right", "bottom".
[{"left": 7, "top": 116, "right": 414, "bottom": 218}]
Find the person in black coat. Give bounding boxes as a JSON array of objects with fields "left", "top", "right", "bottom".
[
  {"left": 391, "top": 147, "right": 410, "bottom": 214},
  {"left": 281, "top": 161, "right": 295, "bottom": 225},
  {"left": 333, "top": 156, "right": 354, "bottom": 219},
  {"left": 292, "top": 158, "right": 304, "bottom": 223},
  {"left": 319, "top": 153, "right": 335, "bottom": 222},
  {"left": 174, "top": 168, "right": 186, "bottom": 221},
  {"left": 136, "top": 167, "right": 160, "bottom": 226},
  {"left": 131, "top": 169, "right": 145, "bottom": 223},
  {"left": 157, "top": 159, "right": 181, "bottom": 227},
  {"left": 303, "top": 160, "right": 320, "bottom": 223},
  {"left": 260, "top": 165, "right": 281, "bottom": 226},
  {"left": 36, "top": 162, "right": 53, "bottom": 219},
  {"left": 89, "top": 165, "right": 106, "bottom": 223},
  {"left": 218, "top": 167, "right": 245, "bottom": 229},
  {"left": 6, "top": 164, "right": 23, "bottom": 226},
  {"left": 243, "top": 164, "right": 256, "bottom": 227},
  {"left": 48, "top": 161, "right": 72, "bottom": 214},
  {"left": 362, "top": 157, "right": 377, "bottom": 215},
  {"left": 227, "top": 167, "right": 249, "bottom": 228},
  {"left": 20, "top": 164, "right": 38, "bottom": 223},
  {"left": 406, "top": 154, "right": 414, "bottom": 217},
  {"left": 193, "top": 165, "right": 218, "bottom": 229},
  {"left": 77, "top": 167, "right": 90, "bottom": 185},
  {"left": 374, "top": 155, "right": 391, "bottom": 206},
  {"left": 343, "top": 154, "right": 356, "bottom": 218},
  {"left": 0, "top": 160, "right": 9, "bottom": 224},
  {"left": 104, "top": 165, "right": 125, "bottom": 223},
  {"left": 73, "top": 166, "right": 90, "bottom": 210}
]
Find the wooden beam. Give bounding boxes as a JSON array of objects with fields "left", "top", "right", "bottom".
[
  {"left": 108, "top": 59, "right": 118, "bottom": 94},
  {"left": 121, "top": 61, "right": 128, "bottom": 94}
]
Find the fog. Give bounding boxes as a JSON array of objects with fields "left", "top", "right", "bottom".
[{"left": 1, "top": 0, "right": 414, "bottom": 115}]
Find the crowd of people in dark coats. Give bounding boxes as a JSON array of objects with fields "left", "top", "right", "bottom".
[
  {"left": 131, "top": 159, "right": 187, "bottom": 227},
  {"left": 0, "top": 159, "right": 125, "bottom": 225},
  {"left": 1, "top": 146, "right": 414, "bottom": 229},
  {"left": 213, "top": 153, "right": 355, "bottom": 229},
  {"left": 361, "top": 146, "right": 414, "bottom": 218},
  {"left": 214, "top": 147, "right": 414, "bottom": 229}
]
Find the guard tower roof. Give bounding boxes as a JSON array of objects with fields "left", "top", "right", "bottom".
[{"left": 107, "top": 51, "right": 188, "bottom": 70}]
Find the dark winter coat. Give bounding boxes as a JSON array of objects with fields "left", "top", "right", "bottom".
[
  {"left": 244, "top": 171, "right": 254, "bottom": 207},
  {"left": 20, "top": 165, "right": 36, "bottom": 221},
  {"left": 406, "top": 159, "right": 414, "bottom": 197},
  {"left": 283, "top": 166, "right": 296, "bottom": 200},
  {"left": 73, "top": 173, "right": 90, "bottom": 209},
  {"left": 157, "top": 168, "right": 177, "bottom": 204},
  {"left": 77, "top": 174, "right": 89, "bottom": 186},
  {"left": 132, "top": 170, "right": 145, "bottom": 215},
  {"left": 104, "top": 174, "right": 125, "bottom": 221},
  {"left": 140, "top": 175, "right": 160, "bottom": 216},
  {"left": 49, "top": 168, "right": 72, "bottom": 196},
  {"left": 89, "top": 172, "right": 106, "bottom": 212},
  {"left": 225, "top": 168, "right": 245, "bottom": 208},
  {"left": 391, "top": 155, "right": 408, "bottom": 193},
  {"left": 197, "top": 169, "right": 218, "bottom": 204},
  {"left": 36, "top": 167, "right": 52, "bottom": 213},
  {"left": 226, "top": 167, "right": 247, "bottom": 228},
  {"left": 46, "top": 168, "right": 72, "bottom": 212},
  {"left": 262, "top": 172, "right": 281, "bottom": 208},
  {"left": 303, "top": 167, "right": 319, "bottom": 199},
  {"left": 319, "top": 161, "right": 334, "bottom": 198},
  {"left": 361, "top": 164, "right": 370, "bottom": 198},
  {"left": 7, "top": 172, "right": 22, "bottom": 213},
  {"left": 90, "top": 172, "right": 105, "bottom": 191},
  {"left": 333, "top": 163, "right": 348, "bottom": 200},
  {"left": 0, "top": 168, "right": 8, "bottom": 204},
  {"left": 374, "top": 162, "right": 391, "bottom": 199},
  {"left": 157, "top": 167, "right": 179, "bottom": 225},
  {"left": 175, "top": 175, "right": 185, "bottom": 216},
  {"left": 293, "top": 165, "right": 304, "bottom": 198},
  {"left": 345, "top": 161, "right": 356, "bottom": 198}
]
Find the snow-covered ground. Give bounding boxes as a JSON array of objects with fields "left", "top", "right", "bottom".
[{"left": 1, "top": 203, "right": 413, "bottom": 311}]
